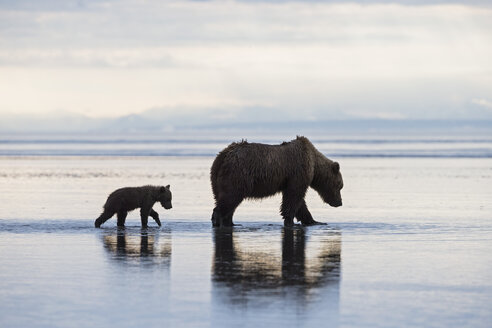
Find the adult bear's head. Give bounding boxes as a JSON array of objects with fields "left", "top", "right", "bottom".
[{"left": 312, "top": 161, "right": 343, "bottom": 207}]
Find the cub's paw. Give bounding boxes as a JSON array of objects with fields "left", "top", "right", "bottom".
[{"left": 302, "top": 220, "right": 327, "bottom": 226}]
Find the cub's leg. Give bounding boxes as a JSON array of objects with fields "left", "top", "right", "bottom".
[
  {"left": 95, "top": 209, "right": 115, "bottom": 228},
  {"left": 149, "top": 209, "right": 162, "bottom": 227},
  {"left": 140, "top": 207, "right": 150, "bottom": 228},
  {"left": 117, "top": 211, "right": 128, "bottom": 227}
]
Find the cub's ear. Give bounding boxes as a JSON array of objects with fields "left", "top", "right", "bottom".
[
  {"left": 165, "top": 184, "right": 170, "bottom": 190},
  {"left": 160, "top": 186, "right": 166, "bottom": 193},
  {"left": 332, "top": 162, "right": 340, "bottom": 173}
]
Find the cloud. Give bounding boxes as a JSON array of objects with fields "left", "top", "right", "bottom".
[
  {"left": 0, "top": 1, "right": 492, "bottom": 120},
  {"left": 0, "top": 48, "right": 178, "bottom": 68},
  {"left": 344, "top": 110, "right": 407, "bottom": 120},
  {"left": 2, "top": 2, "right": 492, "bottom": 49},
  {"left": 472, "top": 98, "right": 492, "bottom": 110}
]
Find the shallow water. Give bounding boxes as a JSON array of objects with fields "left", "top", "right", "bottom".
[{"left": 0, "top": 156, "right": 491, "bottom": 327}]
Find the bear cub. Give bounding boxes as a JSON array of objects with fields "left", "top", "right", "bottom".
[{"left": 95, "top": 185, "right": 172, "bottom": 228}]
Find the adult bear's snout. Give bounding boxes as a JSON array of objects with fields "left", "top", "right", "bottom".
[{"left": 329, "top": 199, "right": 342, "bottom": 207}]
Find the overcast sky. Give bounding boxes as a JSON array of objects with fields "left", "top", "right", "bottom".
[{"left": 1, "top": 0, "right": 492, "bottom": 121}]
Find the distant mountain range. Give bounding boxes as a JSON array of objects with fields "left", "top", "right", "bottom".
[{"left": 1, "top": 108, "right": 491, "bottom": 136}]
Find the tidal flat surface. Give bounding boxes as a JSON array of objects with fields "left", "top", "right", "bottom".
[{"left": 0, "top": 156, "right": 491, "bottom": 327}]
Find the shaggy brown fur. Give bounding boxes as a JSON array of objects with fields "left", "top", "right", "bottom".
[
  {"left": 95, "top": 185, "right": 172, "bottom": 228},
  {"left": 210, "top": 136, "right": 343, "bottom": 227}
]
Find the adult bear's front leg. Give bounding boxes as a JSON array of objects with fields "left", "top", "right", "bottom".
[
  {"left": 295, "top": 200, "right": 324, "bottom": 225},
  {"left": 281, "top": 189, "right": 304, "bottom": 227}
]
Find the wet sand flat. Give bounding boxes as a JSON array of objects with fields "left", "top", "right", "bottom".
[{"left": 0, "top": 156, "right": 491, "bottom": 327}]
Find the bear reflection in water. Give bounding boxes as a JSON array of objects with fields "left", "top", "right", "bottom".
[
  {"left": 212, "top": 227, "right": 341, "bottom": 305},
  {"left": 102, "top": 228, "right": 172, "bottom": 266}
]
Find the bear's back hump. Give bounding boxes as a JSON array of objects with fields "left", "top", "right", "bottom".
[{"left": 221, "top": 140, "right": 307, "bottom": 174}]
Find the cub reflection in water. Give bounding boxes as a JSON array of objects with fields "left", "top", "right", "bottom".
[
  {"left": 212, "top": 227, "right": 341, "bottom": 305},
  {"left": 102, "top": 228, "right": 172, "bottom": 266}
]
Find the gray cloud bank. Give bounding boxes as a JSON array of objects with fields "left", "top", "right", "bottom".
[{"left": 1, "top": 0, "right": 492, "bottom": 124}]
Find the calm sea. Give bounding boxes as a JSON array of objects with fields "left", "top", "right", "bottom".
[
  {"left": 1, "top": 133, "right": 491, "bottom": 157},
  {"left": 0, "top": 133, "right": 491, "bottom": 327}
]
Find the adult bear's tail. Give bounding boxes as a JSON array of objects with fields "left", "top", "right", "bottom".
[
  {"left": 210, "top": 150, "right": 225, "bottom": 202},
  {"left": 210, "top": 141, "right": 246, "bottom": 202}
]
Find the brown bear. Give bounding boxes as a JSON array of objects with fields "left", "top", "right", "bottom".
[
  {"left": 210, "top": 136, "right": 343, "bottom": 227},
  {"left": 94, "top": 185, "right": 172, "bottom": 228}
]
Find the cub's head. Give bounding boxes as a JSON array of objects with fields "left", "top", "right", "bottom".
[
  {"left": 312, "top": 161, "right": 343, "bottom": 207},
  {"left": 158, "top": 185, "right": 172, "bottom": 209}
]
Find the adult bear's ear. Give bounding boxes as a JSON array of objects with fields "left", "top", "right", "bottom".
[
  {"left": 166, "top": 184, "right": 170, "bottom": 190},
  {"left": 332, "top": 162, "right": 340, "bottom": 173}
]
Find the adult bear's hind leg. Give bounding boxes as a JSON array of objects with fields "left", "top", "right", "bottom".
[
  {"left": 211, "top": 207, "right": 221, "bottom": 227},
  {"left": 214, "top": 195, "right": 242, "bottom": 227}
]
